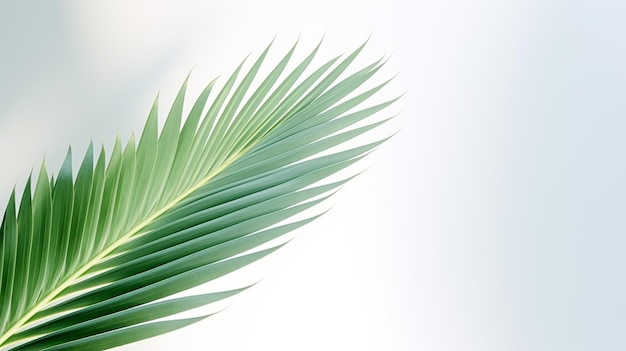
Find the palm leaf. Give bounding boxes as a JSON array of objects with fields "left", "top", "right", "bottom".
[{"left": 0, "top": 40, "right": 398, "bottom": 350}]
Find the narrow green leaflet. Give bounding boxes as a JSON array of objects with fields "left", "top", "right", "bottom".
[{"left": 0, "top": 40, "right": 398, "bottom": 350}]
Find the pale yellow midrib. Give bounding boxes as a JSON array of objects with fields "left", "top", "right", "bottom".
[{"left": 0, "top": 155, "right": 238, "bottom": 347}]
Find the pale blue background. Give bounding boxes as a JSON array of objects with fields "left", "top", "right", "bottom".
[{"left": 0, "top": 1, "right": 625, "bottom": 350}]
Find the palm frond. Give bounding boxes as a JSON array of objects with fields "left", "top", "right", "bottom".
[{"left": 0, "top": 40, "right": 398, "bottom": 350}]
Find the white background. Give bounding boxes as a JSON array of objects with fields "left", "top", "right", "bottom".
[{"left": 1, "top": 1, "right": 625, "bottom": 350}]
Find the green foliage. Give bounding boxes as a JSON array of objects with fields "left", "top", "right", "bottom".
[{"left": 0, "top": 40, "right": 397, "bottom": 350}]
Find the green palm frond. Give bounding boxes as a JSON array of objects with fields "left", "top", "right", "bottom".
[{"left": 0, "top": 40, "right": 398, "bottom": 350}]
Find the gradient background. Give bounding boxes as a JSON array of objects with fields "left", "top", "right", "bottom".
[{"left": 1, "top": 1, "right": 625, "bottom": 350}]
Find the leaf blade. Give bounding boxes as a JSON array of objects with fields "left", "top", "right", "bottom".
[{"left": 0, "top": 40, "right": 398, "bottom": 350}]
